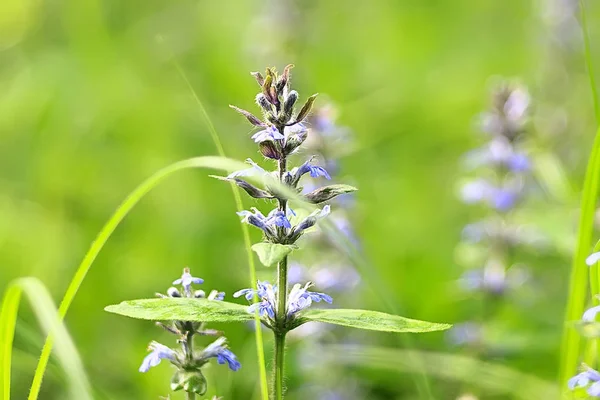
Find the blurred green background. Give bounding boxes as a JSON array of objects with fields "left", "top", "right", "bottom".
[{"left": 2, "top": 0, "right": 600, "bottom": 398}]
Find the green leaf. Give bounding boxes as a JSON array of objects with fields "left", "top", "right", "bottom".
[
  {"left": 295, "top": 93, "right": 318, "bottom": 122},
  {"left": 105, "top": 298, "right": 253, "bottom": 323},
  {"left": 251, "top": 243, "right": 296, "bottom": 267},
  {"left": 304, "top": 184, "right": 358, "bottom": 204},
  {"left": 0, "top": 278, "right": 92, "bottom": 400},
  {"left": 301, "top": 308, "right": 451, "bottom": 333}
]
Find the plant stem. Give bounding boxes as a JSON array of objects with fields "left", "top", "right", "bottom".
[
  {"left": 187, "top": 392, "right": 196, "bottom": 400},
  {"left": 274, "top": 332, "right": 286, "bottom": 400},
  {"left": 273, "top": 143, "right": 288, "bottom": 400}
]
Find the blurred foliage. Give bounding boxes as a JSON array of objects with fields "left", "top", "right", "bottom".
[{"left": 2, "top": 0, "right": 600, "bottom": 399}]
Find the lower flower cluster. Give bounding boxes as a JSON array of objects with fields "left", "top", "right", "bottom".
[
  {"left": 139, "top": 268, "right": 240, "bottom": 397},
  {"left": 234, "top": 281, "right": 332, "bottom": 324}
]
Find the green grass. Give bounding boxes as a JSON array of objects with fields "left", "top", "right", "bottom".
[{"left": 0, "top": 278, "right": 91, "bottom": 400}]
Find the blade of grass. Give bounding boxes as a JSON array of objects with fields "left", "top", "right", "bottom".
[
  {"left": 1, "top": 278, "right": 92, "bottom": 400},
  {"left": 28, "top": 156, "right": 247, "bottom": 399},
  {"left": 173, "top": 62, "right": 269, "bottom": 400},
  {"left": 559, "top": 0, "right": 600, "bottom": 386},
  {"left": 560, "top": 124, "right": 600, "bottom": 386}
]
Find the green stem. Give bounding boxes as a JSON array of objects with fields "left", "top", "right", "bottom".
[
  {"left": 274, "top": 332, "right": 286, "bottom": 400},
  {"left": 273, "top": 146, "right": 288, "bottom": 400},
  {"left": 277, "top": 256, "right": 288, "bottom": 324},
  {"left": 186, "top": 392, "right": 195, "bottom": 400}
]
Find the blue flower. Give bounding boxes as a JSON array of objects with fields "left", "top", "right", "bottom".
[
  {"left": 234, "top": 280, "right": 331, "bottom": 319},
  {"left": 287, "top": 282, "right": 333, "bottom": 316},
  {"left": 237, "top": 208, "right": 271, "bottom": 234},
  {"left": 234, "top": 281, "right": 277, "bottom": 319},
  {"left": 291, "top": 205, "right": 331, "bottom": 237},
  {"left": 233, "top": 281, "right": 272, "bottom": 301},
  {"left": 491, "top": 189, "right": 517, "bottom": 211},
  {"left": 251, "top": 126, "right": 284, "bottom": 143},
  {"left": 569, "top": 367, "right": 600, "bottom": 397},
  {"left": 208, "top": 290, "right": 225, "bottom": 301},
  {"left": 266, "top": 209, "right": 292, "bottom": 229},
  {"left": 202, "top": 337, "right": 241, "bottom": 371},
  {"left": 292, "top": 158, "right": 331, "bottom": 183},
  {"left": 507, "top": 153, "right": 529, "bottom": 172},
  {"left": 139, "top": 342, "right": 176, "bottom": 373},
  {"left": 463, "top": 139, "right": 530, "bottom": 172},
  {"left": 460, "top": 180, "right": 518, "bottom": 211},
  {"left": 237, "top": 207, "right": 292, "bottom": 235},
  {"left": 173, "top": 268, "right": 203, "bottom": 294}
]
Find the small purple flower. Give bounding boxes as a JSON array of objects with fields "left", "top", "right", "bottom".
[
  {"left": 460, "top": 179, "right": 492, "bottom": 204},
  {"left": 173, "top": 268, "right": 203, "bottom": 294},
  {"left": 251, "top": 126, "right": 284, "bottom": 143},
  {"left": 491, "top": 189, "right": 517, "bottom": 211},
  {"left": 504, "top": 87, "right": 530, "bottom": 122},
  {"left": 507, "top": 153, "right": 529, "bottom": 172},
  {"left": 293, "top": 158, "right": 331, "bottom": 182},
  {"left": 139, "top": 342, "right": 176, "bottom": 373},
  {"left": 266, "top": 209, "right": 292, "bottom": 229},
  {"left": 292, "top": 205, "right": 331, "bottom": 236},
  {"left": 237, "top": 207, "right": 291, "bottom": 234},
  {"left": 287, "top": 282, "right": 332, "bottom": 316},
  {"left": 202, "top": 337, "right": 241, "bottom": 371},
  {"left": 234, "top": 280, "right": 331, "bottom": 319},
  {"left": 568, "top": 366, "right": 600, "bottom": 397},
  {"left": 447, "top": 322, "right": 482, "bottom": 346},
  {"left": 235, "top": 281, "right": 277, "bottom": 319}
]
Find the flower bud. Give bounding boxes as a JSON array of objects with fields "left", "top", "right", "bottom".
[
  {"left": 259, "top": 141, "right": 283, "bottom": 160},
  {"left": 170, "top": 370, "right": 207, "bottom": 395},
  {"left": 282, "top": 90, "right": 298, "bottom": 123},
  {"left": 276, "top": 64, "right": 294, "bottom": 92},
  {"left": 256, "top": 93, "right": 272, "bottom": 113}
]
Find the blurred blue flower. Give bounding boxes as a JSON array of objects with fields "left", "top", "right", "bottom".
[
  {"left": 491, "top": 188, "right": 517, "bottom": 211},
  {"left": 203, "top": 337, "right": 241, "bottom": 371},
  {"left": 569, "top": 367, "right": 600, "bottom": 397},
  {"left": 139, "top": 342, "right": 176, "bottom": 373}
]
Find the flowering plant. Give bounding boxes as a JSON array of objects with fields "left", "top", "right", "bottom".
[{"left": 105, "top": 65, "right": 451, "bottom": 399}]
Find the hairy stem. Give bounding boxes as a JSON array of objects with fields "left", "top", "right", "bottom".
[
  {"left": 274, "top": 332, "right": 286, "bottom": 400},
  {"left": 273, "top": 146, "right": 288, "bottom": 400}
]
